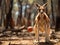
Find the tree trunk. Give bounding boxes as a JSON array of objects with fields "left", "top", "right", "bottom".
[
  {"left": 5, "top": 0, "right": 15, "bottom": 29},
  {"left": 55, "top": 0, "right": 60, "bottom": 31}
]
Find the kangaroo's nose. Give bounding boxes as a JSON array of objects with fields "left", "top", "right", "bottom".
[
  {"left": 41, "top": 12, "right": 43, "bottom": 14},
  {"left": 40, "top": 10, "right": 43, "bottom": 14}
]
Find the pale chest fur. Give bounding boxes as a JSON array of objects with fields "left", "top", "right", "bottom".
[{"left": 35, "top": 13, "right": 47, "bottom": 26}]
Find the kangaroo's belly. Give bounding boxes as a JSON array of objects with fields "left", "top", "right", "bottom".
[{"left": 34, "top": 17, "right": 48, "bottom": 32}]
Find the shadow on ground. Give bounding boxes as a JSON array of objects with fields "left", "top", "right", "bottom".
[{"left": 38, "top": 42, "right": 54, "bottom": 45}]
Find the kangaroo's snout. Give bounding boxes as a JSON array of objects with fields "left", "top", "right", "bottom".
[{"left": 40, "top": 9, "right": 43, "bottom": 14}]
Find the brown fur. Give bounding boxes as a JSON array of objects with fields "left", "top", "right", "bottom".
[{"left": 33, "top": 3, "right": 50, "bottom": 41}]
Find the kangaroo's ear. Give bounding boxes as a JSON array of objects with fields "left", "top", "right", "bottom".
[
  {"left": 35, "top": 3, "right": 40, "bottom": 7},
  {"left": 43, "top": 2, "right": 47, "bottom": 7}
]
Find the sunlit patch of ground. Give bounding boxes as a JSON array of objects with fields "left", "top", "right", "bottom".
[
  {"left": 0, "top": 28, "right": 60, "bottom": 45},
  {"left": 0, "top": 36, "right": 60, "bottom": 45}
]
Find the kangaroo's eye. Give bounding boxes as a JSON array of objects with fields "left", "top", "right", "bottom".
[
  {"left": 39, "top": 10, "right": 40, "bottom": 12},
  {"left": 38, "top": 9, "right": 41, "bottom": 12},
  {"left": 43, "top": 9, "right": 45, "bottom": 11}
]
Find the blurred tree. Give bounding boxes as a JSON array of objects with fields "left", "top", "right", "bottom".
[
  {"left": 4, "top": 0, "right": 15, "bottom": 29},
  {"left": 18, "top": 0, "right": 23, "bottom": 17},
  {"left": 17, "top": 0, "right": 23, "bottom": 26},
  {"left": 55, "top": 0, "right": 60, "bottom": 31},
  {"left": 12, "top": 0, "right": 18, "bottom": 26},
  {"left": 0, "top": 0, "right": 6, "bottom": 27},
  {"left": 51, "top": 0, "right": 57, "bottom": 28},
  {"left": 0, "top": 0, "right": 2, "bottom": 26}
]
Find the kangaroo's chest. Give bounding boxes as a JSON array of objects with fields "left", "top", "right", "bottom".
[{"left": 37, "top": 14, "right": 46, "bottom": 25}]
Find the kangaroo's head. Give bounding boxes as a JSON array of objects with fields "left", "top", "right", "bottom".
[{"left": 35, "top": 3, "right": 47, "bottom": 14}]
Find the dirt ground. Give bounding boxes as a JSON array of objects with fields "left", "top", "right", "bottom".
[
  {"left": 0, "top": 36, "right": 60, "bottom": 45},
  {"left": 0, "top": 29, "right": 60, "bottom": 45}
]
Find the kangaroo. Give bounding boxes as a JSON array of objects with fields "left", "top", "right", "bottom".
[{"left": 33, "top": 3, "right": 50, "bottom": 42}]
